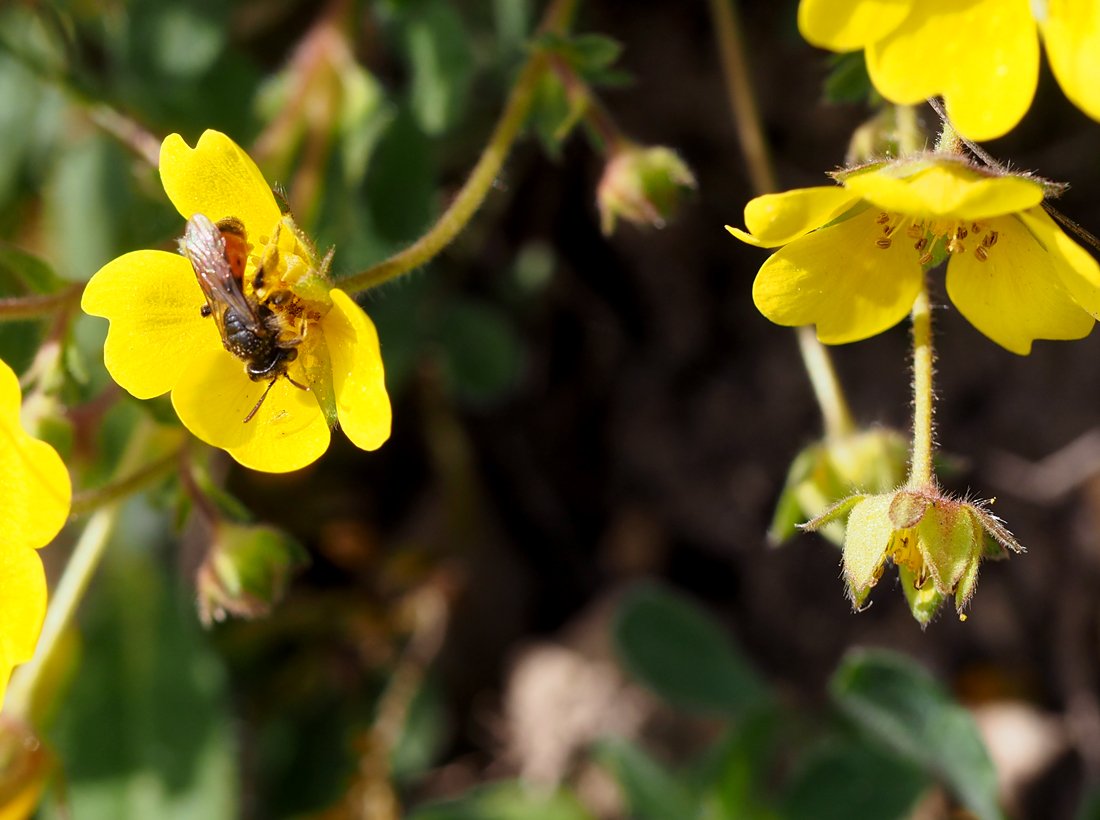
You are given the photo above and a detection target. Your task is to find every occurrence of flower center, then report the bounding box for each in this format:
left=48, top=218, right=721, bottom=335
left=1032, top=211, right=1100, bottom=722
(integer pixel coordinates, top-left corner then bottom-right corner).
left=873, top=212, right=999, bottom=266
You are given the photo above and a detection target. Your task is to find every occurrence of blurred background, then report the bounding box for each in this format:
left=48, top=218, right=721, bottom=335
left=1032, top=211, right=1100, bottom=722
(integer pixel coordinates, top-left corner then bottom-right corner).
left=4, top=0, right=1100, bottom=817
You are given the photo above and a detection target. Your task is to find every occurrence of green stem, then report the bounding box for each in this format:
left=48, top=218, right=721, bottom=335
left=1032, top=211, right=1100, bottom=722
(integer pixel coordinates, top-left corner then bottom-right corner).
left=709, top=0, right=856, bottom=437
left=69, top=446, right=183, bottom=517
left=0, top=284, right=83, bottom=321
left=708, top=0, right=776, bottom=195
left=906, top=274, right=935, bottom=489
left=796, top=326, right=855, bottom=439
left=339, top=0, right=579, bottom=295
left=5, top=423, right=156, bottom=719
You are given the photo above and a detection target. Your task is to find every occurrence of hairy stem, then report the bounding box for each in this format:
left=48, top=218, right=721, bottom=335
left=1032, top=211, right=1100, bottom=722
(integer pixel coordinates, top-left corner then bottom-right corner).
left=906, top=274, right=935, bottom=489
left=0, top=284, right=83, bottom=322
left=339, top=0, right=579, bottom=295
left=796, top=326, right=855, bottom=439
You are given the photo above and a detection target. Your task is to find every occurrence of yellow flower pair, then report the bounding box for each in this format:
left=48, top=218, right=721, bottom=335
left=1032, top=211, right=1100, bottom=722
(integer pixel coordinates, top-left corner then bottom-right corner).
left=800, top=0, right=1100, bottom=140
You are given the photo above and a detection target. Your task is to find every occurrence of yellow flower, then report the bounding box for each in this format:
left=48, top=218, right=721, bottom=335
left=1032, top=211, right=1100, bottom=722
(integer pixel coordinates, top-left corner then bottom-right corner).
left=798, top=0, right=1100, bottom=141
left=728, top=155, right=1100, bottom=354
left=0, top=360, right=71, bottom=709
left=82, top=130, right=391, bottom=473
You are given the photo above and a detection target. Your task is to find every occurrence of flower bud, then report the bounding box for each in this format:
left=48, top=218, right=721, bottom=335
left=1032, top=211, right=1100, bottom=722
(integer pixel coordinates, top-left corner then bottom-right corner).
left=596, top=145, right=696, bottom=235
left=770, top=428, right=908, bottom=547
left=804, top=486, right=1023, bottom=625
left=197, top=523, right=308, bottom=626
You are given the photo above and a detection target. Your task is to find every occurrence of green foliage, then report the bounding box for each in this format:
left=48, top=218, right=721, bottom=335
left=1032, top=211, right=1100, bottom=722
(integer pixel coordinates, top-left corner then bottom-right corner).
left=831, top=649, right=1003, bottom=820
left=407, top=782, right=594, bottom=820
left=42, top=537, right=237, bottom=819
left=613, top=582, right=770, bottom=716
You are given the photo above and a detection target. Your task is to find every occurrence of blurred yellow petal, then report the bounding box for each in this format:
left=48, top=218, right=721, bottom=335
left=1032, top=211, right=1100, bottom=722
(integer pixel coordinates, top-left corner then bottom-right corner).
left=171, top=348, right=330, bottom=473
left=798, top=0, right=912, bottom=51
left=82, top=250, right=223, bottom=400
left=323, top=290, right=391, bottom=451
left=0, top=361, right=70, bottom=550
left=160, top=131, right=282, bottom=240
left=843, top=164, right=1044, bottom=220
left=0, top=546, right=46, bottom=709
left=1041, top=0, right=1100, bottom=122
left=727, top=187, right=861, bottom=248
left=867, top=0, right=1038, bottom=140
left=946, top=215, right=1094, bottom=354
left=1018, top=207, right=1100, bottom=317
left=752, top=207, right=922, bottom=343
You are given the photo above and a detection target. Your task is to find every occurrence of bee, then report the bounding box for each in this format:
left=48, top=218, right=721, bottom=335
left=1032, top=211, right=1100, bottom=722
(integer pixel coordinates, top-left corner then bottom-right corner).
left=180, top=213, right=304, bottom=423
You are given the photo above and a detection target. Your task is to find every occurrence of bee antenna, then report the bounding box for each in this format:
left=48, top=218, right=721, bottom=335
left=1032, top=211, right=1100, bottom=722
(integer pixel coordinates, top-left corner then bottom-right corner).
left=244, top=378, right=279, bottom=423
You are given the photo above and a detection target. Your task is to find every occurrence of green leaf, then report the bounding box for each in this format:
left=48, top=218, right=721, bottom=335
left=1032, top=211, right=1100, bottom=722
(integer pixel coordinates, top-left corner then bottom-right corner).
left=0, top=244, right=63, bottom=372
left=407, top=781, right=594, bottom=820
left=43, top=538, right=237, bottom=820
left=613, top=582, right=769, bottom=716
left=403, top=0, right=475, bottom=135
left=391, top=679, right=451, bottom=782
left=830, top=649, right=1003, bottom=820
left=781, top=738, right=929, bottom=820
left=594, top=738, right=696, bottom=820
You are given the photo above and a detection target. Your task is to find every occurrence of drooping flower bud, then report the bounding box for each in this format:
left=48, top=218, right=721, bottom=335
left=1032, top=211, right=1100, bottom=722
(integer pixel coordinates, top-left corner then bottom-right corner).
left=197, top=522, right=308, bottom=626
left=804, top=486, right=1023, bottom=626
left=770, top=428, right=909, bottom=547
left=597, top=145, right=696, bottom=235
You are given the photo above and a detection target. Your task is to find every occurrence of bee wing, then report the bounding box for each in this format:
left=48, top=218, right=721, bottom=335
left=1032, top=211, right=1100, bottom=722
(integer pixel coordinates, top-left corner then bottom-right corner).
left=180, top=213, right=261, bottom=333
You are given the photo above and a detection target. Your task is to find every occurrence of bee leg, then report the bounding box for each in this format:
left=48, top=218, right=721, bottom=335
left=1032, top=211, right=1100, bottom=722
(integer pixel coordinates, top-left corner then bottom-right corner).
left=285, top=374, right=309, bottom=392
left=243, top=377, right=279, bottom=423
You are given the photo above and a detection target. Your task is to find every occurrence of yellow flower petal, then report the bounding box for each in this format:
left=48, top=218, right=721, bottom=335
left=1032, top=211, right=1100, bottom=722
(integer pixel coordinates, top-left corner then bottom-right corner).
left=798, top=0, right=912, bottom=51
left=0, top=545, right=46, bottom=709
left=752, top=206, right=922, bottom=343
left=1018, top=207, right=1100, bottom=317
left=1040, top=0, right=1100, bottom=122
left=866, top=0, right=1038, bottom=140
left=160, top=131, right=283, bottom=241
left=82, top=250, right=224, bottom=400
left=727, top=187, right=861, bottom=248
left=842, top=163, right=1044, bottom=221
left=945, top=215, right=1094, bottom=354
left=0, top=361, right=70, bottom=549
left=323, top=290, right=391, bottom=451
left=171, top=348, right=331, bottom=473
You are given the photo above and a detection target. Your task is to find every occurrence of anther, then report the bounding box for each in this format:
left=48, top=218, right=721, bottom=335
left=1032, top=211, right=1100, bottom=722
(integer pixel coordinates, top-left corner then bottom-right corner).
left=918, top=252, right=933, bottom=266
left=876, top=212, right=891, bottom=224
left=956, top=226, right=968, bottom=240
left=914, top=237, right=927, bottom=252
left=984, top=230, right=999, bottom=247
left=875, top=237, right=893, bottom=249
left=975, top=246, right=988, bottom=262
left=906, top=224, right=924, bottom=239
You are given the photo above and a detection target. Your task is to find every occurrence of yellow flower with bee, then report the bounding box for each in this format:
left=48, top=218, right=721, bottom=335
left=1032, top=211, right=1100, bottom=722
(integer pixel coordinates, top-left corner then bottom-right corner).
left=83, top=130, right=391, bottom=472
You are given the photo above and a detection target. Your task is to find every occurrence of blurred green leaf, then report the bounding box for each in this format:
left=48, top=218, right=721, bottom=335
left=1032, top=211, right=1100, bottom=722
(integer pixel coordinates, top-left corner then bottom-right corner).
left=365, top=109, right=435, bottom=243
left=436, top=299, right=523, bottom=404
left=43, top=535, right=237, bottom=819
left=1076, top=785, right=1100, bottom=820
left=613, top=582, right=769, bottom=716
left=691, top=707, right=779, bottom=820
left=407, top=781, right=594, bottom=820
left=594, top=738, right=696, bottom=820
left=781, top=738, right=929, bottom=820
left=391, top=679, right=451, bottom=782
left=823, top=52, right=874, bottom=105
left=403, top=0, right=475, bottom=136
left=493, top=0, right=533, bottom=58
left=830, top=649, right=1002, bottom=820
left=529, top=70, right=584, bottom=156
